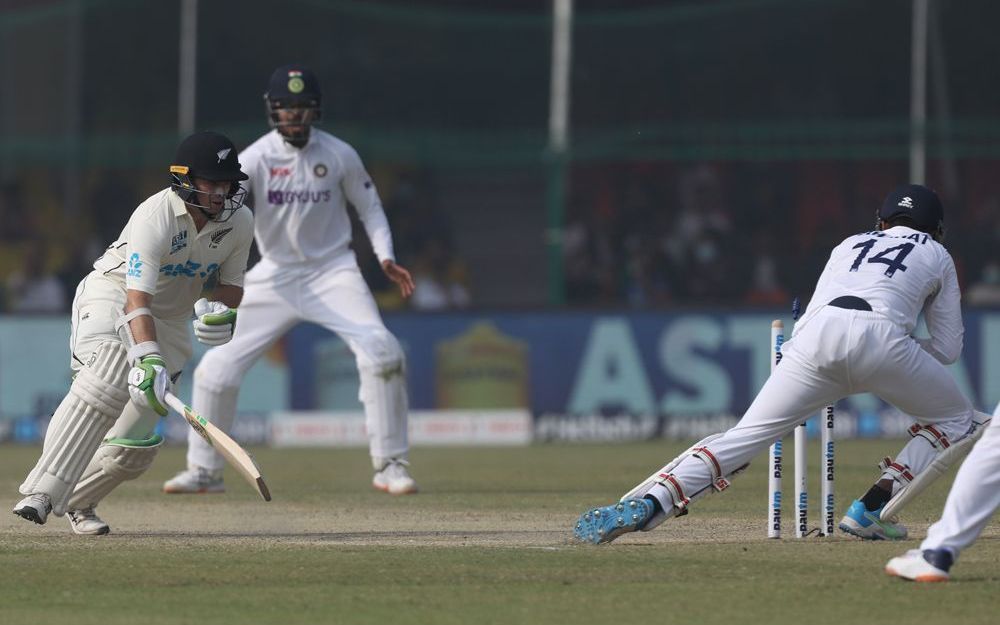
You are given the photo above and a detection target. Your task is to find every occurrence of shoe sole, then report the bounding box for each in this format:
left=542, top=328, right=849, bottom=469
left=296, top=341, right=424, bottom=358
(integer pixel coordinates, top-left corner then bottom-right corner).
left=839, top=519, right=906, bottom=541
left=839, top=520, right=885, bottom=540
left=12, top=508, right=46, bottom=525
left=372, top=484, right=419, bottom=496
left=885, top=566, right=948, bottom=582
left=71, top=525, right=110, bottom=536
left=574, top=501, right=649, bottom=545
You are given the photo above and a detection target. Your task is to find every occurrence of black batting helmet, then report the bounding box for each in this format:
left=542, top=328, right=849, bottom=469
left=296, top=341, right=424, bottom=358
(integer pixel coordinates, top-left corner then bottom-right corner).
left=169, top=131, right=248, bottom=222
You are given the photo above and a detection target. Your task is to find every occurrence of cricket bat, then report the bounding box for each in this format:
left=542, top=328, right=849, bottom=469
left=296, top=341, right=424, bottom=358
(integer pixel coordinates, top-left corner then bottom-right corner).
left=164, top=391, right=272, bottom=502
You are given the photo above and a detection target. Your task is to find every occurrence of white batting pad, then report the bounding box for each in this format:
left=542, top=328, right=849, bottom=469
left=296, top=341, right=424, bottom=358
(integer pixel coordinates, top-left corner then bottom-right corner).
left=19, top=341, right=130, bottom=515
left=68, top=435, right=162, bottom=510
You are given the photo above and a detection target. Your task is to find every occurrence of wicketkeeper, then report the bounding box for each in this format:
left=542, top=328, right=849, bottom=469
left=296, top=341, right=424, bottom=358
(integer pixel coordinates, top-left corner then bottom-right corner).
left=573, top=184, right=991, bottom=545
left=12, top=131, right=254, bottom=535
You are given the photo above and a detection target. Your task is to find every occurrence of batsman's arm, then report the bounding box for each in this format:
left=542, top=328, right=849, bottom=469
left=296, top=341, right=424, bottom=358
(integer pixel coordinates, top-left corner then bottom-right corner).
left=124, top=289, right=158, bottom=345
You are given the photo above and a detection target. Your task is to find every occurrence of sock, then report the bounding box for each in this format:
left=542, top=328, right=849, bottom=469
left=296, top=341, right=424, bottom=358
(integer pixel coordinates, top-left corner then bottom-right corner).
left=860, top=484, right=892, bottom=512
left=643, top=495, right=663, bottom=515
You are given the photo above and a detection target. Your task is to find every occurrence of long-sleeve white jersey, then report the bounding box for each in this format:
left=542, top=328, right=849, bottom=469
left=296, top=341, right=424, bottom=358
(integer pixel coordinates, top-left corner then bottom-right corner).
left=239, top=129, right=394, bottom=268
left=92, top=188, right=254, bottom=321
left=794, top=225, right=963, bottom=364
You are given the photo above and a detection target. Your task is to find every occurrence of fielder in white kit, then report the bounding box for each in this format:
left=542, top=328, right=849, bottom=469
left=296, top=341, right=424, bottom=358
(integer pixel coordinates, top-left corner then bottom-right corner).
left=12, top=131, right=253, bottom=534
left=885, top=398, right=1000, bottom=581
left=164, top=65, right=418, bottom=496
left=574, top=184, right=991, bottom=546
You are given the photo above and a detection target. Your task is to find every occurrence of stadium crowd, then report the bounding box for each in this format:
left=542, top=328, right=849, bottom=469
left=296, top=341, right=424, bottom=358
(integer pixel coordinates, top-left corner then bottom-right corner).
left=2, top=160, right=999, bottom=313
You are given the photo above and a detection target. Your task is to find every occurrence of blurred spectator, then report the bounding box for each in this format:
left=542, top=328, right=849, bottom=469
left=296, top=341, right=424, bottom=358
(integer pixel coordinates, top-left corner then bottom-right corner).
left=410, top=239, right=471, bottom=311
left=744, top=232, right=790, bottom=306
left=966, top=261, right=1000, bottom=307
left=6, top=238, right=67, bottom=313
left=0, top=181, right=32, bottom=242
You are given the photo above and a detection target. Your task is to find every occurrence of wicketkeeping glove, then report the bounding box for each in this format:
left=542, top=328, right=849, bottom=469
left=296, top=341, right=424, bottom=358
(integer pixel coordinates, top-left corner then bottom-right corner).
left=192, top=298, right=237, bottom=346
left=127, top=354, right=170, bottom=416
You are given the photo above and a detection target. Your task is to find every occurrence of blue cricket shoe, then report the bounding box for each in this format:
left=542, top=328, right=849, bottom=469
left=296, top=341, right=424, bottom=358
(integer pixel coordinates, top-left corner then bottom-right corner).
left=838, top=499, right=908, bottom=540
left=573, top=498, right=655, bottom=545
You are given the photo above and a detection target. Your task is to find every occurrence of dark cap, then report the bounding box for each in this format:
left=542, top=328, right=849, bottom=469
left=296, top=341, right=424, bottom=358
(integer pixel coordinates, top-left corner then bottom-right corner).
left=878, top=184, right=944, bottom=233
left=265, top=64, right=321, bottom=104
left=170, top=131, right=248, bottom=182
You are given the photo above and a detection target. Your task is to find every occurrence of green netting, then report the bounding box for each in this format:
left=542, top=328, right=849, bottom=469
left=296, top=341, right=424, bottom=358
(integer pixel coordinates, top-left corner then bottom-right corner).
left=1, top=0, right=998, bottom=167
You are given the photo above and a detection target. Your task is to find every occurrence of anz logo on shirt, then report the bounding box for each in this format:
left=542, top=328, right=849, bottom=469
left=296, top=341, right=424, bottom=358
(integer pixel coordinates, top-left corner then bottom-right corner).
left=267, top=189, right=332, bottom=205
left=126, top=253, right=143, bottom=278
left=160, top=261, right=220, bottom=279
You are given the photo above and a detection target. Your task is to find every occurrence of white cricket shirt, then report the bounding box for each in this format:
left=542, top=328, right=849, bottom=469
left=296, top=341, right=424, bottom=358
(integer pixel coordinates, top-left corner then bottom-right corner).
left=93, top=188, right=254, bottom=320
left=239, top=129, right=394, bottom=268
left=796, top=225, right=963, bottom=364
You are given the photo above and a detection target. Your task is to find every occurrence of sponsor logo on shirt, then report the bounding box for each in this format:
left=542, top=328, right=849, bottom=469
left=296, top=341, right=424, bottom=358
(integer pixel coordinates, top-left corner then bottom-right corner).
left=160, top=261, right=219, bottom=279
left=209, top=227, right=233, bottom=249
left=267, top=189, right=332, bottom=204
left=126, top=253, right=143, bottom=278
left=270, top=167, right=292, bottom=177
left=170, top=230, right=188, bottom=254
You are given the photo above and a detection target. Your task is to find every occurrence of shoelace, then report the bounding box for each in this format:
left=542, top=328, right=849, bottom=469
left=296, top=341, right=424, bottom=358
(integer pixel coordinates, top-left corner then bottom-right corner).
left=69, top=508, right=97, bottom=522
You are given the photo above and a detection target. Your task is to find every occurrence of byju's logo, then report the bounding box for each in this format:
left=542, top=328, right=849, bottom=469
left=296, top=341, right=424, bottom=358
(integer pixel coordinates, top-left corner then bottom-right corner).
left=267, top=189, right=332, bottom=205
left=898, top=196, right=914, bottom=209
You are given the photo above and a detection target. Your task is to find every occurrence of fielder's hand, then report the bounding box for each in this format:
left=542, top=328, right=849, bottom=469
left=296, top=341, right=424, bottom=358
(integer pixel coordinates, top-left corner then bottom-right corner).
left=128, top=355, right=171, bottom=416
left=192, top=298, right=237, bottom=345
left=382, top=259, right=415, bottom=299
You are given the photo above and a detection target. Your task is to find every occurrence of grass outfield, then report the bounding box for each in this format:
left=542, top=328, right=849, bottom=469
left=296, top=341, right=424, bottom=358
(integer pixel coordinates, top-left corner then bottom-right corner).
left=1, top=440, right=997, bottom=624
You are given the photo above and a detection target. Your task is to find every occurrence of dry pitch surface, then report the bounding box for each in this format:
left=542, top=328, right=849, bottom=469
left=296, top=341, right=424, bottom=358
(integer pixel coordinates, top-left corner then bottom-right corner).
left=1, top=441, right=998, bottom=625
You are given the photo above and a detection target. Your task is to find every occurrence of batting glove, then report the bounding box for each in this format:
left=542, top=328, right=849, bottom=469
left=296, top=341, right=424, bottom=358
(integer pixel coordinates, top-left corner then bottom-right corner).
left=127, top=354, right=170, bottom=416
left=192, top=298, right=237, bottom=346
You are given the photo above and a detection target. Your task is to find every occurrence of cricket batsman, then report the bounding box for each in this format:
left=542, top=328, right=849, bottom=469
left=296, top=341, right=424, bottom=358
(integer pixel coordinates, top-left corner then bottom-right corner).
left=573, top=184, right=991, bottom=545
left=164, top=64, right=418, bottom=496
left=12, top=131, right=254, bottom=534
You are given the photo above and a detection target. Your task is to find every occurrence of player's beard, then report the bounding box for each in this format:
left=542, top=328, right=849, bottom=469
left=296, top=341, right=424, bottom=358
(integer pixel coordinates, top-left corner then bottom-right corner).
left=280, top=125, right=310, bottom=149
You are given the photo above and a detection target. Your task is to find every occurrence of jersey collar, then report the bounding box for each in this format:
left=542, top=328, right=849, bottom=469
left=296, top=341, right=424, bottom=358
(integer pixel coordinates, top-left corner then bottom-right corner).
left=168, top=188, right=189, bottom=217
left=271, top=128, right=314, bottom=153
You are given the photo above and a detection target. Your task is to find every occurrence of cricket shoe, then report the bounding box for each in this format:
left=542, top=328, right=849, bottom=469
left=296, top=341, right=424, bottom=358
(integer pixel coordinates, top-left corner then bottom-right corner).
left=838, top=499, right=908, bottom=540
left=67, top=507, right=110, bottom=536
left=13, top=493, right=52, bottom=525
left=885, top=548, right=953, bottom=582
left=162, top=465, right=225, bottom=494
left=573, top=498, right=655, bottom=545
left=373, top=459, right=418, bottom=495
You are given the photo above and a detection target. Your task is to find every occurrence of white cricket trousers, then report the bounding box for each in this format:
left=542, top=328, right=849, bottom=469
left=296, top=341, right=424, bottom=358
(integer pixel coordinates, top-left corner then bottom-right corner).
left=188, top=257, right=409, bottom=470
left=920, top=401, right=1000, bottom=558
left=654, top=306, right=975, bottom=510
